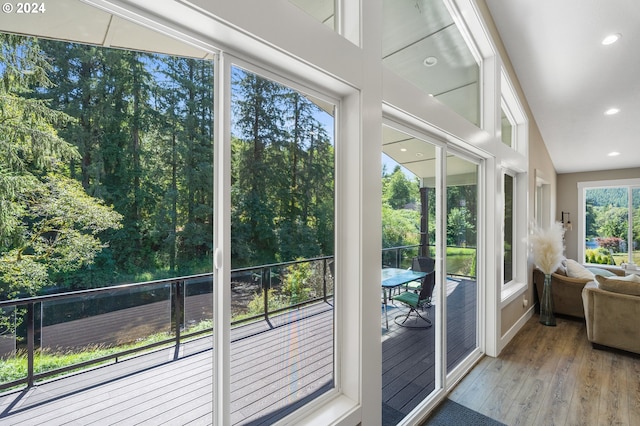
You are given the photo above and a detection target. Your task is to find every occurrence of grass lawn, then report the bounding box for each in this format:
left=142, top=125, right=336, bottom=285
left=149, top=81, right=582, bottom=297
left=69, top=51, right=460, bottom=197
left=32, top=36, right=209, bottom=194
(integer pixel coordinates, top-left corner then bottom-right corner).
left=612, top=251, right=640, bottom=266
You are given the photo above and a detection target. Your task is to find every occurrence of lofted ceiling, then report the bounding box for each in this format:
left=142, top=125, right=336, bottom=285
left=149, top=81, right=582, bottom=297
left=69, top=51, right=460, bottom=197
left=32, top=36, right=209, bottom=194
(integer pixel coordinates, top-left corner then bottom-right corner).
left=486, top=0, right=640, bottom=174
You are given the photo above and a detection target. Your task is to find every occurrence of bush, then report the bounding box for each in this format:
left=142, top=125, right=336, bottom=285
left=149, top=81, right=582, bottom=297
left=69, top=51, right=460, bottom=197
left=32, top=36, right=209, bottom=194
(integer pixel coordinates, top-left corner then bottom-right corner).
left=246, top=289, right=288, bottom=316
left=585, top=248, right=615, bottom=265
left=596, top=237, right=624, bottom=253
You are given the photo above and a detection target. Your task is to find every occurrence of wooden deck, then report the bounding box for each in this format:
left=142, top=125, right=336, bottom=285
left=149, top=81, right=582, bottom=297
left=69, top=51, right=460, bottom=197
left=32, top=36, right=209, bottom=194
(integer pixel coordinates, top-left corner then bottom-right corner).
left=0, top=279, right=477, bottom=425
left=382, top=278, right=477, bottom=421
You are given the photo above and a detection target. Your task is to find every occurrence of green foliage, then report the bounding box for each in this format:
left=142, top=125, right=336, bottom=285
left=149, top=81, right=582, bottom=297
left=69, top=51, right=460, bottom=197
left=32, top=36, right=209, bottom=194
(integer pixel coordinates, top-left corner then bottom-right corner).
left=585, top=247, right=615, bottom=265
left=586, top=188, right=630, bottom=208
left=593, top=205, right=628, bottom=240
left=0, top=257, right=48, bottom=298
left=1, top=33, right=338, bottom=299
left=246, top=289, right=288, bottom=317
left=0, top=34, right=79, bottom=250
left=231, top=69, right=335, bottom=268
left=282, top=260, right=313, bottom=305
left=242, top=260, right=324, bottom=319
left=382, top=166, right=418, bottom=209
left=446, top=247, right=477, bottom=277
left=447, top=206, right=472, bottom=247
left=382, top=205, right=420, bottom=249
left=0, top=175, right=123, bottom=298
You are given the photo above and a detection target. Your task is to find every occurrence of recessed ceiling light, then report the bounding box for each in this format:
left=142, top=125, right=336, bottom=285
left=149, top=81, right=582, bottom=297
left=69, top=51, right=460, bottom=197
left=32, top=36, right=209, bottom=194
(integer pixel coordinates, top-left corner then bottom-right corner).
left=608, top=151, right=620, bottom=157
left=602, top=33, right=621, bottom=45
left=400, top=148, right=407, bottom=152
left=423, top=56, right=438, bottom=67
left=605, top=108, right=620, bottom=115
left=415, top=152, right=424, bottom=157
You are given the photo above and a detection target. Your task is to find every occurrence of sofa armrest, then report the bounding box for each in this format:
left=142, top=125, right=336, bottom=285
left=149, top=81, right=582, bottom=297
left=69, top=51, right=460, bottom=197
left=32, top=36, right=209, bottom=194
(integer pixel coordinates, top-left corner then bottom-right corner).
left=532, top=267, right=592, bottom=318
left=582, top=281, right=640, bottom=354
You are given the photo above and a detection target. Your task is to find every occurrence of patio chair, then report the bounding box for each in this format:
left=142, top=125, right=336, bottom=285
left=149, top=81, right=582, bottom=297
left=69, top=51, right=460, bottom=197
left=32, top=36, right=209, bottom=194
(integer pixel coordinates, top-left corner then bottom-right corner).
left=393, top=269, right=435, bottom=328
left=406, top=256, right=435, bottom=292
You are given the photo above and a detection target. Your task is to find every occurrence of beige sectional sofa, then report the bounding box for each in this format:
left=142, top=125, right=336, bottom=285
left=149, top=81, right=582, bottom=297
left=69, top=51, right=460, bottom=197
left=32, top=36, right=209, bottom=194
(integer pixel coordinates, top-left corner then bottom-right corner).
left=582, top=274, right=640, bottom=355
left=532, top=263, right=623, bottom=319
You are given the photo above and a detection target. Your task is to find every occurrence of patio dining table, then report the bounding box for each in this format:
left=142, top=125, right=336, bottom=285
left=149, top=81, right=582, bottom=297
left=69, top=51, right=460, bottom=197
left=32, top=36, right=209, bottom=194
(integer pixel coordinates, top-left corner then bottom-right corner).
left=381, top=268, right=427, bottom=330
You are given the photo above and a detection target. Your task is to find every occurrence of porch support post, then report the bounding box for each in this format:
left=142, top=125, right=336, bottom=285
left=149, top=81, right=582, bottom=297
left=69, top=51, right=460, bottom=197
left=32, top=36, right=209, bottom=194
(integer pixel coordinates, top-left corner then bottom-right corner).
left=420, top=187, right=429, bottom=257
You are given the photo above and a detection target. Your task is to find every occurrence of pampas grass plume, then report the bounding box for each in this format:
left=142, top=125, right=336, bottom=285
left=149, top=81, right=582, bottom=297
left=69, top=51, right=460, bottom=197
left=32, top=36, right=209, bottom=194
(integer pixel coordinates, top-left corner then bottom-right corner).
left=531, top=222, right=565, bottom=274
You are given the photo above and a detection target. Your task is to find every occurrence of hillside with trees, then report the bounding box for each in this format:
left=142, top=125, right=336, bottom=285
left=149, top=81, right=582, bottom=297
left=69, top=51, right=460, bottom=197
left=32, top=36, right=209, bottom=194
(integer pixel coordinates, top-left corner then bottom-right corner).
left=0, top=33, right=335, bottom=299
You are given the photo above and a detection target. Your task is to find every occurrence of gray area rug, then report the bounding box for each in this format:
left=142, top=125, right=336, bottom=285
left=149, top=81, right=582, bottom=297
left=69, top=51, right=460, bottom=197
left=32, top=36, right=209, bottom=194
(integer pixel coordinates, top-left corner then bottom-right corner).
left=422, top=399, right=506, bottom=425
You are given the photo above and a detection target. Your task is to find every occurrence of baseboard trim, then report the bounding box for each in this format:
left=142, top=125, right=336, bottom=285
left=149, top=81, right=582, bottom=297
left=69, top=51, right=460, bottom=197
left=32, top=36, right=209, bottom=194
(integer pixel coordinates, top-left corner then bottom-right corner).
left=499, top=305, right=534, bottom=354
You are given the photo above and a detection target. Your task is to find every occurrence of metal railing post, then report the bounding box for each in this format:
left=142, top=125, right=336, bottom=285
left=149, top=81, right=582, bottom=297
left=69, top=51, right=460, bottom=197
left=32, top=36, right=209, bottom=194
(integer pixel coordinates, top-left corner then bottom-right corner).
left=262, top=267, right=270, bottom=321
left=174, top=280, right=182, bottom=359
left=27, top=302, right=34, bottom=387
left=322, top=259, right=328, bottom=302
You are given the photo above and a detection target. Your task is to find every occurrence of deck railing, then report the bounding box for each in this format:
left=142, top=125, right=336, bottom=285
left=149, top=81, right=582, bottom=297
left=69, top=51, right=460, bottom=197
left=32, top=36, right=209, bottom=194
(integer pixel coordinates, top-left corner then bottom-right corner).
left=382, top=244, right=477, bottom=278
left=0, top=247, right=476, bottom=391
left=0, top=256, right=335, bottom=391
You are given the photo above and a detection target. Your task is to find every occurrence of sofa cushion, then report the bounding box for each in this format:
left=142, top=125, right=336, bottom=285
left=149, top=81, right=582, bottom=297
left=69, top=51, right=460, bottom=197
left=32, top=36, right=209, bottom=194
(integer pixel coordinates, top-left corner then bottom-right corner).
left=586, top=267, right=617, bottom=278
left=556, top=258, right=568, bottom=275
left=595, top=273, right=640, bottom=296
left=566, top=259, right=594, bottom=280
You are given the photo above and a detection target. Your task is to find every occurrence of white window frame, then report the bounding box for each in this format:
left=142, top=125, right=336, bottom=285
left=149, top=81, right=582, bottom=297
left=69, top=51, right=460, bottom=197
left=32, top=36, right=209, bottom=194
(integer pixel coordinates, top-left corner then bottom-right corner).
left=578, top=178, right=640, bottom=266
left=77, top=2, right=368, bottom=424
left=503, top=170, right=516, bottom=285
left=497, top=66, right=528, bottom=308
left=500, top=168, right=527, bottom=307
left=499, top=68, right=527, bottom=155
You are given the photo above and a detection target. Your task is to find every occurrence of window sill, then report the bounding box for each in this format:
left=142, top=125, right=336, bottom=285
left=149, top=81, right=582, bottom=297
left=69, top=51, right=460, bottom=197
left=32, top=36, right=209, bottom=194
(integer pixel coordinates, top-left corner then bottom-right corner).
left=501, top=280, right=527, bottom=308
left=285, top=393, right=361, bottom=426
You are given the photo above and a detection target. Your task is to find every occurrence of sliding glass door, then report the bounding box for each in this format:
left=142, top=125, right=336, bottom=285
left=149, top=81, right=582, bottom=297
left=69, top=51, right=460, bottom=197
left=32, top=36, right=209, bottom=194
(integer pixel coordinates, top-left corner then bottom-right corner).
left=228, top=63, right=336, bottom=425
left=381, top=125, right=440, bottom=423
left=445, top=152, right=479, bottom=374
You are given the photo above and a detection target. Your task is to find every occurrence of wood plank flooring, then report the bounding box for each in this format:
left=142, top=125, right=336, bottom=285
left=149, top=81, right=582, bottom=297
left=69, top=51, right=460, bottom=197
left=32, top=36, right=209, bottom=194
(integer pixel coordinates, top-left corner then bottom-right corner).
left=449, top=314, right=640, bottom=426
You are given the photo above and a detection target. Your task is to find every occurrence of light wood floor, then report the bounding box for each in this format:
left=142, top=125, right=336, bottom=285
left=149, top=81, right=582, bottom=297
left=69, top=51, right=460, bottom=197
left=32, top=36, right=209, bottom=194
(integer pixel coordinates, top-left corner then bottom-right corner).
left=449, top=314, right=640, bottom=426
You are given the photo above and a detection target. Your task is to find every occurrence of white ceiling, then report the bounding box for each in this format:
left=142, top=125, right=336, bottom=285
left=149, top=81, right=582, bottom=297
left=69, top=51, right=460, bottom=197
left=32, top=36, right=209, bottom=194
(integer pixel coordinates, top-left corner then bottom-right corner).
left=486, top=0, right=640, bottom=174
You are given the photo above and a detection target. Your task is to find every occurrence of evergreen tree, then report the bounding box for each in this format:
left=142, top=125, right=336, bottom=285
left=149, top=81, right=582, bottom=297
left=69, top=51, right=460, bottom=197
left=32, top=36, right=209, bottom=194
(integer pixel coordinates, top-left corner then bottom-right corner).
left=0, top=34, right=122, bottom=297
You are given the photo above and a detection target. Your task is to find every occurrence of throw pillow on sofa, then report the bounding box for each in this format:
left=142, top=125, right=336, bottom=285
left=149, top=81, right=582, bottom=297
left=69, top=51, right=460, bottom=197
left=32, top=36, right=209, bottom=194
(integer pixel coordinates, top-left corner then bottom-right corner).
left=595, top=273, right=640, bottom=296
left=565, top=259, right=595, bottom=280
left=586, top=267, right=617, bottom=277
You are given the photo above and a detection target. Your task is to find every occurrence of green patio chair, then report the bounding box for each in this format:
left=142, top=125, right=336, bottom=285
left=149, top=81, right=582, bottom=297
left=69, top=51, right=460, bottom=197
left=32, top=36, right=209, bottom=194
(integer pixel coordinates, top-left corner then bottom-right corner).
left=393, top=268, right=435, bottom=328
left=406, top=256, right=435, bottom=292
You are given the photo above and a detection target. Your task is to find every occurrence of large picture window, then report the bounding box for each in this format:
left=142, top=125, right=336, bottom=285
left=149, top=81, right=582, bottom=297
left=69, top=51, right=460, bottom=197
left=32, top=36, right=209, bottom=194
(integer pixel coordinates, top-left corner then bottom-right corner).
left=581, top=181, right=640, bottom=266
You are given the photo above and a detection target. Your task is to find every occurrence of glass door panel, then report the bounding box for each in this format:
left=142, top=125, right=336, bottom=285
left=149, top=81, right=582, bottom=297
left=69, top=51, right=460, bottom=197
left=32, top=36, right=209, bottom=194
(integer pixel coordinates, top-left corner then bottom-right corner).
left=229, top=65, right=335, bottom=425
left=445, top=153, right=478, bottom=373
left=381, top=125, right=439, bottom=424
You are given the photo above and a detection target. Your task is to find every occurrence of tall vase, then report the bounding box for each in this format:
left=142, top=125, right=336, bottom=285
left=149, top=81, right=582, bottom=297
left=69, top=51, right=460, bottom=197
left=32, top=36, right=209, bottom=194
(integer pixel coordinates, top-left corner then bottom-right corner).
left=539, top=273, right=556, bottom=326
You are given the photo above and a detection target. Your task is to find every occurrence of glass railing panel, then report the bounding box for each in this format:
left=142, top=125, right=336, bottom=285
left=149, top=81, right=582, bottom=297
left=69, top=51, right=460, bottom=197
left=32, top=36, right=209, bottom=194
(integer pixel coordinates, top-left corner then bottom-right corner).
left=184, top=276, right=213, bottom=334
left=0, top=306, right=17, bottom=387
left=37, top=283, right=172, bottom=377
left=230, top=268, right=264, bottom=325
